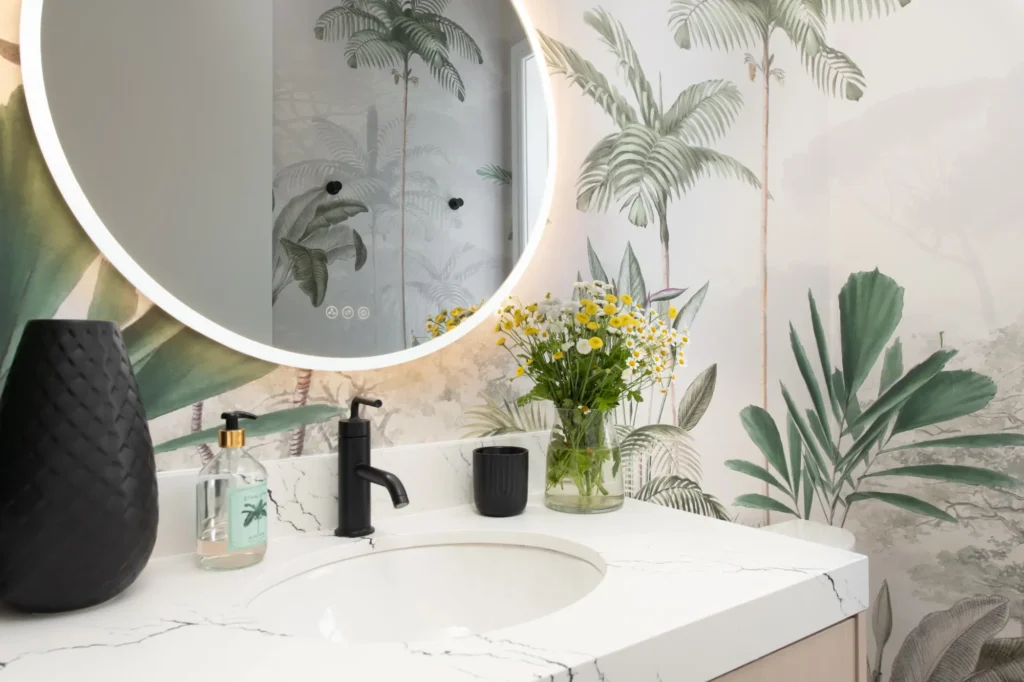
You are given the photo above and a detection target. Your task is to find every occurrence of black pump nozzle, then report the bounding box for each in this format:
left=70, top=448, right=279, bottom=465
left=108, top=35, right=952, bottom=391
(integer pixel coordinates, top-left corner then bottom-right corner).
left=349, top=398, right=382, bottom=420
left=221, top=411, right=258, bottom=430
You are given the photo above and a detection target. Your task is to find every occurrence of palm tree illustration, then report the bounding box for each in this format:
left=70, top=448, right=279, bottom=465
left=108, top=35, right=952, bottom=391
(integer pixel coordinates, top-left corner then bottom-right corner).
left=242, top=499, right=268, bottom=535
left=539, top=9, right=760, bottom=294
left=668, top=0, right=913, bottom=408
left=275, top=106, right=449, bottom=320
left=314, top=0, right=484, bottom=342
left=406, top=242, right=495, bottom=318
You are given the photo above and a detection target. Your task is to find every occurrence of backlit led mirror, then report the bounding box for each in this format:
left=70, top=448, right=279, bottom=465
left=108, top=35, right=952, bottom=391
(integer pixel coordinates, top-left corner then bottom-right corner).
left=21, top=0, right=554, bottom=370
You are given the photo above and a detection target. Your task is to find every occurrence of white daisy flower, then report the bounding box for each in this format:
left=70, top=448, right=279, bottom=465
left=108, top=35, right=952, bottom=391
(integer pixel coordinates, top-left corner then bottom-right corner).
left=576, top=339, right=592, bottom=356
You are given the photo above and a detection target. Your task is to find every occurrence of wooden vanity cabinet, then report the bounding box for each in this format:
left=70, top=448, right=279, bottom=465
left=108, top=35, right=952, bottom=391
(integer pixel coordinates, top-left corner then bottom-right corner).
left=714, top=615, right=867, bottom=682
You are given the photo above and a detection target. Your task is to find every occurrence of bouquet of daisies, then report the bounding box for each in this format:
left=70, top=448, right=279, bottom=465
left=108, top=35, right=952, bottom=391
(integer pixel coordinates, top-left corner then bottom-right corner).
left=495, top=280, right=689, bottom=503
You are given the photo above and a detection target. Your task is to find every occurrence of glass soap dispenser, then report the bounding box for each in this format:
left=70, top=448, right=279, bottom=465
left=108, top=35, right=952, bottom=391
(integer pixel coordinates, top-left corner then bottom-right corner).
left=195, top=411, right=268, bottom=570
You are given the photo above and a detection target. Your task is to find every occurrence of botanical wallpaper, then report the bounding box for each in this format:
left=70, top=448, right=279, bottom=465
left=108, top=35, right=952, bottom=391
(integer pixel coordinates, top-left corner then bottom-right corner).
left=4, top=0, right=1024, bottom=680
left=271, top=0, right=523, bottom=357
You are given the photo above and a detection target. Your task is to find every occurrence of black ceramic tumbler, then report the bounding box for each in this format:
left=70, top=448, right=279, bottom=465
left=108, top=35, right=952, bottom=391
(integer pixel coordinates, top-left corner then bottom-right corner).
left=0, top=320, right=159, bottom=612
left=473, top=446, right=529, bottom=517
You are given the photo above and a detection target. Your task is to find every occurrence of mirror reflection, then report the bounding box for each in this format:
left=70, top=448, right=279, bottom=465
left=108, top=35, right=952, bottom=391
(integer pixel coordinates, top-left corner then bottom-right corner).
left=38, top=0, right=550, bottom=360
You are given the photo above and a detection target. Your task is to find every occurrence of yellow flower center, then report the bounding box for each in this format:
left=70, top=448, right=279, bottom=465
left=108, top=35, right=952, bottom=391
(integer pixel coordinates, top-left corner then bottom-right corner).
left=604, top=294, right=618, bottom=303
left=621, top=294, right=633, bottom=305
left=575, top=312, right=590, bottom=325
left=586, top=322, right=600, bottom=331
left=496, top=337, right=506, bottom=346
left=588, top=337, right=604, bottom=350
left=603, top=304, right=617, bottom=315
left=516, top=366, right=525, bottom=377
left=553, top=351, right=564, bottom=360
left=585, top=302, right=600, bottom=316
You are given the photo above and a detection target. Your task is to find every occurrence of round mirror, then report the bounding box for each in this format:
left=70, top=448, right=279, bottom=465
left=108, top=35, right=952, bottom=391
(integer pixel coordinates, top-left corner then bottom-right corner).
left=20, top=0, right=555, bottom=370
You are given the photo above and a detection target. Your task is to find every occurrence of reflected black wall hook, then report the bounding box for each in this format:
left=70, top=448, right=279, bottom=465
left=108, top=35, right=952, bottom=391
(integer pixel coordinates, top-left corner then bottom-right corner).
left=326, top=181, right=343, bottom=195
left=448, top=198, right=465, bottom=210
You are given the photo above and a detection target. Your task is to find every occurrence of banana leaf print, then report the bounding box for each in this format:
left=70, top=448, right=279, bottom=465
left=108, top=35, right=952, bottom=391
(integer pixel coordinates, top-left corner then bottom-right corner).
left=0, top=86, right=339, bottom=459
left=727, top=270, right=1024, bottom=526
left=0, top=38, right=17, bottom=66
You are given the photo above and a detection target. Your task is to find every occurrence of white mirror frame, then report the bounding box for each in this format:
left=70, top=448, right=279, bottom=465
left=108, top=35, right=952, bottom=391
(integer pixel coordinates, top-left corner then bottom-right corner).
left=19, top=0, right=557, bottom=372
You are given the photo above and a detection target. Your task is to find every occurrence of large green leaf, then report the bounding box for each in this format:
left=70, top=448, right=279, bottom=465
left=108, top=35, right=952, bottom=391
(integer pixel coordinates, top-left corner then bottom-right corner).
left=837, top=407, right=896, bottom=480
left=890, top=596, right=1009, bottom=682
left=847, top=491, right=955, bottom=523
left=791, top=323, right=831, bottom=442
left=879, top=338, right=904, bottom=397
left=873, top=581, right=893, bottom=675
left=134, top=327, right=276, bottom=419
left=781, top=384, right=830, bottom=491
left=864, top=465, right=1019, bottom=489
left=153, top=404, right=344, bottom=454
left=725, top=459, right=790, bottom=496
left=893, top=371, right=997, bottom=435
left=834, top=368, right=865, bottom=438
left=635, top=475, right=728, bottom=520
left=677, top=364, right=717, bottom=430
left=586, top=237, right=610, bottom=284
left=735, top=493, right=797, bottom=517
left=668, top=0, right=762, bottom=51
left=839, top=270, right=904, bottom=400
left=802, top=469, right=814, bottom=518
left=739, top=406, right=788, bottom=483
left=583, top=8, right=660, bottom=128
left=850, top=350, right=957, bottom=432
left=476, top=164, right=512, bottom=185
left=661, top=79, right=744, bottom=145
left=0, top=87, right=97, bottom=386
left=973, top=638, right=1024, bottom=678
left=616, top=242, right=647, bottom=303
left=88, top=258, right=139, bottom=326
left=787, top=413, right=802, bottom=496
left=122, top=307, right=184, bottom=372
left=674, top=281, right=709, bottom=332
left=886, top=434, right=1024, bottom=453
left=808, top=291, right=838, bottom=417
left=298, top=198, right=369, bottom=242
left=280, top=238, right=330, bottom=307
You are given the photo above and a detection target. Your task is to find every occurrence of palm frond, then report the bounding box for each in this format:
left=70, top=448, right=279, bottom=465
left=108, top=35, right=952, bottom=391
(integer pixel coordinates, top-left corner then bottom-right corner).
left=312, top=118, right=366, bottom=167
left=576, top=133, right=617, bottom=214
left=344, top=30, right=406, bottom=69
left=775, top=0, right=827, bottom=57
left=661, top=79, right=745, bottom=145
left=429, top=56, right=467, bottom=102
left=407, top=280, right=474, bottom=309
left=668, top=0, right=765, bottom=51
left=463, top=398, right=550, bottom=438
left=421, top=14, right=484, bottom=64
left=801, top=45, right=866, bottom=100
left=636, top=475, right=729, bottom=520
left=538, top=31, right=638, bottom=130
left=413, top=0, right=451, bottom=15
left=824, top=0, right=910, bottom=21
left=314, top=3, right=389, bottom=42
left=274, top=160, right=362, bottom=195
left=604, top=125, right=761, bottom=227
left=621, top=424, right=703, bottom=483
left=583, top=8, right=660, bottom=128
left=477, top=164, right=513, bottom=185
left=394, top=15, right=448, bottom=65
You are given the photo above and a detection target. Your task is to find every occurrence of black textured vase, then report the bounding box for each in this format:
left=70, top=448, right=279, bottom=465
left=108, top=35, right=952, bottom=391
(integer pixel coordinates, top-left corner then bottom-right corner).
left=0, top=320, right=158, bottom=612
left=473, top=446, right=529, bottom=517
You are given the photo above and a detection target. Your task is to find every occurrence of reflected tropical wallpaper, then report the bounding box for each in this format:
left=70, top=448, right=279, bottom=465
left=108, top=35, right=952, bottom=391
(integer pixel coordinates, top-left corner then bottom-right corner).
left=4, top=0, right=1024, bottom=678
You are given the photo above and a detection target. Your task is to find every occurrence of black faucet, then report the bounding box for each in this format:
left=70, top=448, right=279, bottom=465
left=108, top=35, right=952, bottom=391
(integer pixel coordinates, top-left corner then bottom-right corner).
left=336, top=397, right=409, bottom=538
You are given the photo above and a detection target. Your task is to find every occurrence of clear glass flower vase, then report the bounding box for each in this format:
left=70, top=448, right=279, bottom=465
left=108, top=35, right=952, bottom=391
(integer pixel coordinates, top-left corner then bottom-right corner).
left=545, top=408, right=624, bottom=514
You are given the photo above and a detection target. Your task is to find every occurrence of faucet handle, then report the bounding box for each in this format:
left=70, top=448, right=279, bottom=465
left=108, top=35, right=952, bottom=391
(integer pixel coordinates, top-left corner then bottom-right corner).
left=349, top=397, right=383, bottom=420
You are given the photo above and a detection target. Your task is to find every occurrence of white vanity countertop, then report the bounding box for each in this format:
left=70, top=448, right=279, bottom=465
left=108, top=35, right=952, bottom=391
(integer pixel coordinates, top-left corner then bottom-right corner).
left=0, top=500, right=867, bottom=682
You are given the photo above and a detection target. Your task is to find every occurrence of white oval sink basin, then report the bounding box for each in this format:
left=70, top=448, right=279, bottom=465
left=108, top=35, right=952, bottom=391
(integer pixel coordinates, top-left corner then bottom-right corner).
left=246, top=533, right=605, bottom=643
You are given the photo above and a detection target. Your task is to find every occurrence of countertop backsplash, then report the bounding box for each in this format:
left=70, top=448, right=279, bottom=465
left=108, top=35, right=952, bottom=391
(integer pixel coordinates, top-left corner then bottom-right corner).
left=153, top=432, right=549, bottom=558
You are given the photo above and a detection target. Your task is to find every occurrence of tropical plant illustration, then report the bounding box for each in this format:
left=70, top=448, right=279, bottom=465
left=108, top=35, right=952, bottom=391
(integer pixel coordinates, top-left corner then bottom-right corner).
left=476, top=164, right=512, bottom=186
left=0, top=86, right=340, bottom=458
left=314, top=0, right=484, bottom=339
left=871, top=581, right=1024, bottom=682
left=669, top=0, right=914, bottom=408
left=586, top=238, right=709, bottom=423
left=0, top=38, right=17, bottom=65
left=539, top=8, right=760, bottom=294
left=242, top=499, right=268, bottom=533
left=406, top=242, right=496, bottom=313
left=726, top=269, right=1024, bottom=527
left=272, top=184, right=370, bottom=307
left=275, top=107, right=450, bottom=315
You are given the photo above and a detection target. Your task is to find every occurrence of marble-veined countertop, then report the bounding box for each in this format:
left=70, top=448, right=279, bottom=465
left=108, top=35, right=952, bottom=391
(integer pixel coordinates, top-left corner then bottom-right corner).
left=0, top=499, right=866, bottom=682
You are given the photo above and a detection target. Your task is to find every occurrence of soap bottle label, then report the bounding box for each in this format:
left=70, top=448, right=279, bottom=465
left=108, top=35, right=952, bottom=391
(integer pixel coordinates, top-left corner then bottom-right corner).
left=227, top=483, right=268, bottom=552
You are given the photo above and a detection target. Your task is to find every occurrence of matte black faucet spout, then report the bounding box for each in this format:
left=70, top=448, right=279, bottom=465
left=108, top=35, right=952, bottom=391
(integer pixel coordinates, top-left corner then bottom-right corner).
left=356, top=465, right=409, bottom=508
left=336, top=397, right=409, bottom=537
